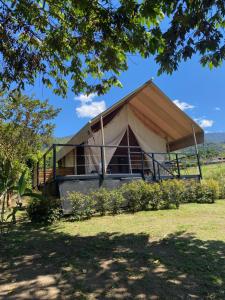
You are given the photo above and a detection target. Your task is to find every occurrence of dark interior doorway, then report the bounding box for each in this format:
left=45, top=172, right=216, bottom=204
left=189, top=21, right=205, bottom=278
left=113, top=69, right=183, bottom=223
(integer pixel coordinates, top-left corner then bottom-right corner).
left=76, top=144, right=85, bottom=175
left=108, top=127, right=141, bottom=174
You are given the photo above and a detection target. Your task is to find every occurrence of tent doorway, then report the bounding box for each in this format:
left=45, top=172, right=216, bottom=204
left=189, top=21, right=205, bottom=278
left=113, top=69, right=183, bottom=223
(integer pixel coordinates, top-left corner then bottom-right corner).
left=107, top=127, right=141, bottom=174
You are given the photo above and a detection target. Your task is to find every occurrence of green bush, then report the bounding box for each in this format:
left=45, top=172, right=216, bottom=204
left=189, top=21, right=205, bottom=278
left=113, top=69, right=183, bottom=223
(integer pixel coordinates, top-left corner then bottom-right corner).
left=59, top=178, right=220, bottom=223
left=181, top=181, right=197, bottom=203
left=196, top=180, right=219, bottom=204
left=27, top=197, right=62, bottom=224
left=121, top=180, right=143, bottom=213
left=90, top=188, right=110, bottom=216
left=106, top=189, right=125, bottom=215
left=67, top=192, right=94, bottom=221
left=160, top=180, right=185, bottom=209
left=182, top=179, right=219, bottom=204
left=139, top=182, right=162, bottom=210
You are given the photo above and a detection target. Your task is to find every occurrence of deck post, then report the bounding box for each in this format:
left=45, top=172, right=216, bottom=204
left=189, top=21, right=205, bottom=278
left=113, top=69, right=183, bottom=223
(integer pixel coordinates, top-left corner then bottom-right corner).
left=127, top=127, right=132, bottom=174
left=100, top=146, right=105, bottom=179
left=176, top=153, right=181, bottom=178
left=157, top=163, right=161, bottom=181
left=152, top=153, right=156, bottom=181
left=43, top=154, right=46, bottom=185
left=53, top=144, right=57, bottom=180
left=196, top=153, right=202, bottom=179
left=100, top=115, right=107, bottom=173
left=192, top=125, right=202, bottom=179
left=141, top=150, right=145, bottom=180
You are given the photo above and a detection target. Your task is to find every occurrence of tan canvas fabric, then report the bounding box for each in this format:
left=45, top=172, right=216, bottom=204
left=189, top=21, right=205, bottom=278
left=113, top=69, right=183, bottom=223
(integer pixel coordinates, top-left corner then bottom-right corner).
left=57, top=80, right=204, bottom=165
left=84, top=104, right=167, bottom=173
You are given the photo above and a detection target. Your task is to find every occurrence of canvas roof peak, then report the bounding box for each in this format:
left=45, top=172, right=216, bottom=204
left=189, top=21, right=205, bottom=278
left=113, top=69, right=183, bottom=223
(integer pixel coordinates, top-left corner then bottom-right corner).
left=57, top=80, right=204, bottom=161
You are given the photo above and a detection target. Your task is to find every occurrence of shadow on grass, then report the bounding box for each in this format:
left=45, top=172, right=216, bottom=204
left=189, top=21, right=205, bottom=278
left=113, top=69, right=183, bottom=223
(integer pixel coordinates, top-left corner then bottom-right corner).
left=0, top=222, right=224, bottom=299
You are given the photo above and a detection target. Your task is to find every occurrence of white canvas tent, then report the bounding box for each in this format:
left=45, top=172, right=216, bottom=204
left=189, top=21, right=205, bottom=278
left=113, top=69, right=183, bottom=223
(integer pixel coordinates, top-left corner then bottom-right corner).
left=56, top=80, right=204, bottom=174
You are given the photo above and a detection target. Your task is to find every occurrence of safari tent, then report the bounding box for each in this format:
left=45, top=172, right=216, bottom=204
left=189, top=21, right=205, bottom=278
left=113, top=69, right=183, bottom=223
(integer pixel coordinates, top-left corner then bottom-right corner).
left=34, top=80, right=204, bottom=191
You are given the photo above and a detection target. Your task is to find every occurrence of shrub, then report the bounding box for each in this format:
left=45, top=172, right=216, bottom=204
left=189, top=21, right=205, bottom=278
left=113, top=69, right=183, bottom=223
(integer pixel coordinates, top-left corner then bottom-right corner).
left=106, top=189, right=125, bottom=215
left=197, top=180, right=219, bottom=203
left=90, top=188, right=110, bottom=216
left=160, top=180, right=185, bottom=209
left=139, top=182, right=162, bottom=210
left=67, top=192, right=94, bottom=221
left=121, top=180, right=143, bottom=213
left=27, top=197, right=62, bottom=224
left=182, top=179, right=219, bottom=204
left=202, top=179, right=219, bottom=201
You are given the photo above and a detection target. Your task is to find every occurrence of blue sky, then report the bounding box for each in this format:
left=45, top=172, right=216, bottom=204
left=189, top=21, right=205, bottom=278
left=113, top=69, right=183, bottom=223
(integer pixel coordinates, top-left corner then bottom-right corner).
left=26, top=55, right=225, bottom=137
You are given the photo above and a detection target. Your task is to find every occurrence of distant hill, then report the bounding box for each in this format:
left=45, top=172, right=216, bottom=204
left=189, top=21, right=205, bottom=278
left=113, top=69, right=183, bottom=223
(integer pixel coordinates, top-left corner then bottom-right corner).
left=205, top=132, right=225, bottom=144
left=52, top=135, right=73, bottom=145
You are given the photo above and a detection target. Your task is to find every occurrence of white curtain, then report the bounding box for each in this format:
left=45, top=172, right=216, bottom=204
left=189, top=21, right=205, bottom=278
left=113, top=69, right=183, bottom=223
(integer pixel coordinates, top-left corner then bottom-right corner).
left=85, top=106, right=128, bottom=173
left=84, top=104, right=167, bottom=173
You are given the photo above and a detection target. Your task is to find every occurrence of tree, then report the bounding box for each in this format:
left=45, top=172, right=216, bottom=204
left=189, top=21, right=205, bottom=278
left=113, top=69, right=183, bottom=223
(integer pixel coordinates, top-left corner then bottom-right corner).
left=0, top=93, right=59, bottom=231
left=1, top=0, right=225, bottom=97
left=0, top=93, right=60, bottom=163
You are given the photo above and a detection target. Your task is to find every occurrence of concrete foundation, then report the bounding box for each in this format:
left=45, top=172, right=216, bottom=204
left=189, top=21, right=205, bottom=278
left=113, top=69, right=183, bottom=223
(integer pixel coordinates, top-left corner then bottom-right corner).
left=58, top=177, right=142, bottom=214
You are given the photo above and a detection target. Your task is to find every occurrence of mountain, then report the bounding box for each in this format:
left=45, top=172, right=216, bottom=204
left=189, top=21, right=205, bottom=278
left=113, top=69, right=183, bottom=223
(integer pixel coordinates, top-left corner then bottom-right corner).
left=205, top=132, right=225, bottom=144
left=52, top=135, right=73, bottom=145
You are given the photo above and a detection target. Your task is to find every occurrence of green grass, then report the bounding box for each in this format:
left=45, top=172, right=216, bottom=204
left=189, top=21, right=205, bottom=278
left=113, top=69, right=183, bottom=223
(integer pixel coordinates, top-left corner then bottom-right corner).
left=201, top=162, right=225, bottom=180
left=1, top=201, right=225, bottom=299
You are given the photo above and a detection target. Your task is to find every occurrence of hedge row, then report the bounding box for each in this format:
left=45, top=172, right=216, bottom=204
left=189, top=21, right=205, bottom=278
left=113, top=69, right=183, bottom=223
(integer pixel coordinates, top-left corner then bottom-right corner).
left=65, top=179, right=220, bottom=221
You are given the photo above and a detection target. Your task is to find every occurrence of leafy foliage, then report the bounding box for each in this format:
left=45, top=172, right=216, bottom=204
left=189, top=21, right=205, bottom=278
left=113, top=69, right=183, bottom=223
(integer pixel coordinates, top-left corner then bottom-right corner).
left=106, top=189, right=125, bottom=215
left=1, top=1, right=225, bottom=96
left=0, top=162, right=43, bottom=234
left=160, top=180, right=184, bottom=209
left=65, top=179, right=220, bottom=222
left=0, top=92, right=60, bottom=163
left=90, top=188, right=110, bottom=216
left=27, top=197, right=62, bottom=224
left=67, top=192, right=94, bottom=221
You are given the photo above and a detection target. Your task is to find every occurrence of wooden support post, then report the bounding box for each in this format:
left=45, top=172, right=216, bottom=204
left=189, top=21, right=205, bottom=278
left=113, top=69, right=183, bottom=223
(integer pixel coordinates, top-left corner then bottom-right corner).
left=157, top=163, right=161, bottom=181
left=192, top=125, right=202, bottom=179
left=100, top=115, right=106, bottom=174
left=166, top=137, right=171, bottom=161
left=176, top=153, right=181, bottom=178
left=127, top=127, right=132, bottom=174
left=152, top=153, right=156, bottom=181
left=53, top=144, right=57, bottom=180
left=141, top=151, right=145, bottom=180
left=100, top=146, right=105, bottom=179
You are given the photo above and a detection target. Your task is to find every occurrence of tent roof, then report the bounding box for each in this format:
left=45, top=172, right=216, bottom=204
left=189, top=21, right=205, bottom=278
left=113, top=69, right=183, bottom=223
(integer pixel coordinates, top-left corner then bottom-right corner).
left=57, top=80, right=204, bottom=160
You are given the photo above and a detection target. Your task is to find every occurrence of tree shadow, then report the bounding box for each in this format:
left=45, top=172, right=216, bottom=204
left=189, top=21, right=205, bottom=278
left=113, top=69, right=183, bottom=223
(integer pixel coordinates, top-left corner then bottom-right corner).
left=0, top=223, right=224, bottom=299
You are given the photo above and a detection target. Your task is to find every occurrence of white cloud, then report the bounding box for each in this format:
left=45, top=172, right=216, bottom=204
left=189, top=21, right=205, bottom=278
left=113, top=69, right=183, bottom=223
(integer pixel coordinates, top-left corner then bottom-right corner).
left=75, top=93, right=106, bottom=118
left=76, top=101, right=106, bottom=118
left=214, top=107, right=221, bottom=111
left=173, top=99, right=195, bottom=111
left=75, top=93, right=96, bottom=103
left=195, top=118, right=214, bottom=129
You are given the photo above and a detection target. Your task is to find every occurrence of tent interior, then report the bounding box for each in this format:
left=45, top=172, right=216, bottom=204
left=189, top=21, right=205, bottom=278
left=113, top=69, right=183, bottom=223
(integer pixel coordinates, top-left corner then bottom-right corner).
left=56, top=80, right=204, bottom=176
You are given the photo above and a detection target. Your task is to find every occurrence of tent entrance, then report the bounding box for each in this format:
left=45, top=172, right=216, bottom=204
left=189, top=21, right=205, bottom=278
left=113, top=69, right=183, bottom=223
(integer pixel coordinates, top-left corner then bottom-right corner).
left=107, top=127, right=142, bottom=174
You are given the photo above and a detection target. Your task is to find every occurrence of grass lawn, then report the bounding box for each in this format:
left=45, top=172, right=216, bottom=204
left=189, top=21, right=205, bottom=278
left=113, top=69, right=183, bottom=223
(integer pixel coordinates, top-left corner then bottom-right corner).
left=201, top=162, right=225, bottom=180
left=1, top=201, right=225, bottom=299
